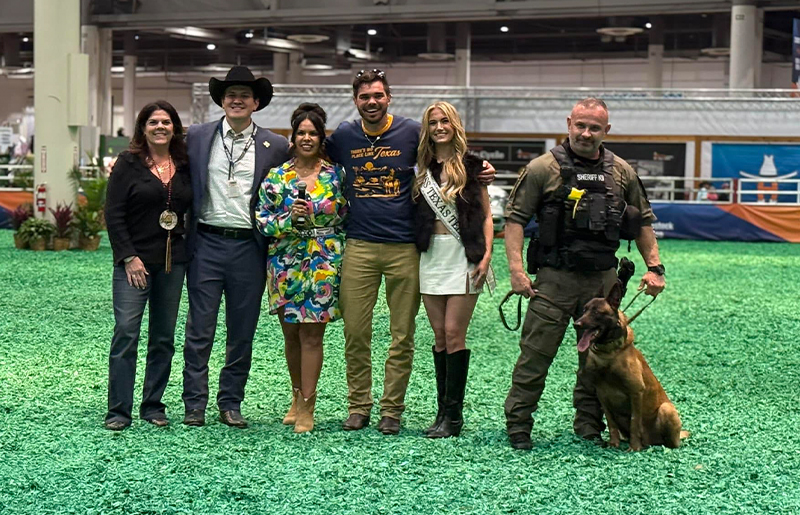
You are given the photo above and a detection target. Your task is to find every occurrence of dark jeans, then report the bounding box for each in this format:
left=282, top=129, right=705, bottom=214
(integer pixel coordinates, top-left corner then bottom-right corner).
left=182, top=232, right=266, bottom=412
left=106, top=263, right=186, bottom=424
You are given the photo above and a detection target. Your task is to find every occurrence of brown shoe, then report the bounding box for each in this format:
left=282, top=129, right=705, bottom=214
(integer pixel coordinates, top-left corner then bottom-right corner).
left=219, top=410, right=248, bottom=428
left=144, top=416, right=168, bottom=427
left=104, top=420, right=129, bottom=431
left=378, top=416, right=400, bottom=435
left=342, top=413, right=370, bottom=431
left=293, top=392, right=317, bottom=434
left=283, top=388, right=301, bottom=425
left=183, top=409, right=205, bottom=427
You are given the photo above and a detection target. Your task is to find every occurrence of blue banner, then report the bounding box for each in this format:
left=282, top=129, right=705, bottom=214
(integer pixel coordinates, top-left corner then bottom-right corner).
left=794, top=19, right=800, bottom=84
left=711, top=144, right=800, bottom=179
left=711, top=143, right=800, bottom=203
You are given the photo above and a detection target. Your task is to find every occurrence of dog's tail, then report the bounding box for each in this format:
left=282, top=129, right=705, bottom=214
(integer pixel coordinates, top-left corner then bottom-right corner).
left=617, top=257, right=636, bottom=297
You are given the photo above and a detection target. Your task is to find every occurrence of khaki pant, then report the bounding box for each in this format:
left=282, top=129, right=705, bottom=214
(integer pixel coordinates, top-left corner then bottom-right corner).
left=340, top=239, right=421, bottom=419
left=504, top=266, right=618, bottom=437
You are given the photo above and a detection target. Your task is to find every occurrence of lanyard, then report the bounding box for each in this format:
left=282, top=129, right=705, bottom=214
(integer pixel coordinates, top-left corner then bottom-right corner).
left=219, top=123, right=257, bottom=180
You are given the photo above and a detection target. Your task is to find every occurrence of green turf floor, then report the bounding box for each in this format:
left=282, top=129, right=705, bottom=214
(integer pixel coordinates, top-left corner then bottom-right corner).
left=1, top=230, right=799, bottom=514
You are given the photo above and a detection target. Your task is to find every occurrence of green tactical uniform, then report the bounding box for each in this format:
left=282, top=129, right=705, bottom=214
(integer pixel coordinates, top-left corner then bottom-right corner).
left=504, top=145, right=655, bottom=438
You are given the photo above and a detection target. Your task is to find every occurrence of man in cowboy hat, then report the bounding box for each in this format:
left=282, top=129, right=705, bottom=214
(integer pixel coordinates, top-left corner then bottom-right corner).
left=182, top=65, right=289, bottom=428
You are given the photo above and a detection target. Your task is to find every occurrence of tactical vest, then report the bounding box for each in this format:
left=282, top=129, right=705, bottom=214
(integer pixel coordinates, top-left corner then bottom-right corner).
left=527, top=144, right=628, bottom=273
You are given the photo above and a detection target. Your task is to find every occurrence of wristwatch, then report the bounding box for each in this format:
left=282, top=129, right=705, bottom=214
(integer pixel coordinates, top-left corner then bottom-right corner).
left=647, top=264, right=665, bottom=276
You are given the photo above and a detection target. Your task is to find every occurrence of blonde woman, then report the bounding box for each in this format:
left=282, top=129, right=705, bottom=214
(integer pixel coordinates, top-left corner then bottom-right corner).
left=414, top=101, right=493, bottom=438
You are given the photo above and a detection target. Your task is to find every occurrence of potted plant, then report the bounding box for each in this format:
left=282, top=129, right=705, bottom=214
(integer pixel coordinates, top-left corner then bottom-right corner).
left=49, top=202, right=74, bottom=251
left=18, top=217, right=56, bottom=251
left=10, top=203, right=34, bottom=249
left=72, top=205, right=104, bottom=251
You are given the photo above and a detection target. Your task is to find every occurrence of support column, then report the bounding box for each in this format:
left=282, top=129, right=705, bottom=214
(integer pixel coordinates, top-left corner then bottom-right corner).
left=754, top=8, right=764, bottom=88
left=729, top=0, right=757, bottom=89
left=647, top=18, right=664, bottom=89
left=455, top=22, right=471, bottom=88
left=273, top=52, right=288, bottom=84
left=123, top=32, right=137, bottom=138
left=34, top=0, right=85, bottom=217
left=82, top=25, right=113, bottom=136
left=288, top=51, right=303, bottom=84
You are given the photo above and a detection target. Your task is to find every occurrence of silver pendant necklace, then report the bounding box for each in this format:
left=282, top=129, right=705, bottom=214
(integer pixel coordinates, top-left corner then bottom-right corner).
left=364, top=133, right=381, bottom=149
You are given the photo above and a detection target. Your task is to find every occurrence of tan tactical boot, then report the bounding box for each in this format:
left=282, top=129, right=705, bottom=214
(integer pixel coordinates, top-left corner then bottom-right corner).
left=293, top=392, right=317, bottom=434
left=282, top=388, right=301, bottom=425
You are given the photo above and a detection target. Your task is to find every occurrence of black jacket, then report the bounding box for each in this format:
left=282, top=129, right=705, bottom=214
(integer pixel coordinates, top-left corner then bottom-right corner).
left=415, top=153, right=486, bottom=264
left=105, top=151, right=192, bottom=266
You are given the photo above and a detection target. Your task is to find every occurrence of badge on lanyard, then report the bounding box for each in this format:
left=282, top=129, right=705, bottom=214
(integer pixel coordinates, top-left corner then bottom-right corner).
left=227, top=179, right=241, bottom=198
left=219, top=122, right=256, bottom=199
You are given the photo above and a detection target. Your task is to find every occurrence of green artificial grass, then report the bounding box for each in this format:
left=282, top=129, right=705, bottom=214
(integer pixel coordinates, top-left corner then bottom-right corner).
left=1, top=230, right=799, bottom=514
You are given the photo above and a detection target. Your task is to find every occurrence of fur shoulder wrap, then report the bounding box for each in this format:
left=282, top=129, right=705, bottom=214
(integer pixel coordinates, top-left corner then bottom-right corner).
left=415, top=152, right=487, bottom=264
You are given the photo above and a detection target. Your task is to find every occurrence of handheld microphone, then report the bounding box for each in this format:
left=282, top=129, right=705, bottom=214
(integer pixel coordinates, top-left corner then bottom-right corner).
left=296, top=181, right=307, bottom=225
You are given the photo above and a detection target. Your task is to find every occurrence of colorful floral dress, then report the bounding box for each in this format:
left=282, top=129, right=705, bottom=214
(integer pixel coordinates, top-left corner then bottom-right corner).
left=256, top=159, right=348, bottom=323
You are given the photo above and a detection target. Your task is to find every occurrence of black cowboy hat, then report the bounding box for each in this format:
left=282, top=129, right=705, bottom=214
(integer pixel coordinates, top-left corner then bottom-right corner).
left=208, top=66, right=273, bottom=111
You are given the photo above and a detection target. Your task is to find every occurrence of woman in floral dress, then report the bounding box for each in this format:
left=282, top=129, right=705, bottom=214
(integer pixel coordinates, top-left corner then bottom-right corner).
left=256, top=103, right=347, bottom=433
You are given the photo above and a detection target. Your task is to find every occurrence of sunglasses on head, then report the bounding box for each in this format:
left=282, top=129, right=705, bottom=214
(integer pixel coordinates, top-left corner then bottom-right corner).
left=356, top=68, right=386, bottom=79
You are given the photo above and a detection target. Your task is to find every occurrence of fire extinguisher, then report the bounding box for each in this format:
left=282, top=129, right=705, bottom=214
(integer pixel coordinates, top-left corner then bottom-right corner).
left=35, top=183, right=47, bottom=214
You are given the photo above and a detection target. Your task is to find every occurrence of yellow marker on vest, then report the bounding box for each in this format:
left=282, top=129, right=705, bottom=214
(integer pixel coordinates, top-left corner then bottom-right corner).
left=569, top=188, right=586, bottom=218
left=263, top=141, right=270, bottom=148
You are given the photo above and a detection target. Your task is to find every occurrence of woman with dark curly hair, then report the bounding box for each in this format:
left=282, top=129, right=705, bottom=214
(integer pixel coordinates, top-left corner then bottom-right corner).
left=414, top=101, right=494, bottom=438
left=255, top=103, right=347, bottom=433
left=104, top=100, right=192, bottom=430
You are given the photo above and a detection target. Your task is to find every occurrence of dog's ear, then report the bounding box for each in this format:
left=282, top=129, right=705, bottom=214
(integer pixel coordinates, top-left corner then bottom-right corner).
left=606, top=281, right=624, bottom=311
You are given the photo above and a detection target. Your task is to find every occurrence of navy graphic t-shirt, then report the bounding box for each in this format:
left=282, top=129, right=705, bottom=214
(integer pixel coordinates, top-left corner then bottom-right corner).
left=326, top=115, right=421, bottom=243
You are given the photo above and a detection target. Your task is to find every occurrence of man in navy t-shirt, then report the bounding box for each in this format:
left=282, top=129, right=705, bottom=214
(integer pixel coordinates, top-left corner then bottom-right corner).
left=327, top=70, right=494, bottom=435
left=326, top=70, right=422, bottom=435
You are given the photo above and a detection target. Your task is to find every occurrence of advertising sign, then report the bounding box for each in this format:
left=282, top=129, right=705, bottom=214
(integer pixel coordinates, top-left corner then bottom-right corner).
left=712, top=143, right=800, bottom=203
left=467, top=139, right=546, bottom=187
left=604, top=142, right=688, bottom=200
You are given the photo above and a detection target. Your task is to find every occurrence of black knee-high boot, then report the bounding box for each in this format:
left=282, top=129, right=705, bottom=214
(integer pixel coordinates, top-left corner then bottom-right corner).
left=424, top=346, right=447, bottom=435
left=428, top=349, right=470, bottom=439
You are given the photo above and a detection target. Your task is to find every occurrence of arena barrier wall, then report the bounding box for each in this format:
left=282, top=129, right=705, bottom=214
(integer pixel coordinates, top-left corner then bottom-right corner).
left=0, top=191, right=33, bottom=229
left=651, top=203, right=800, bottom=243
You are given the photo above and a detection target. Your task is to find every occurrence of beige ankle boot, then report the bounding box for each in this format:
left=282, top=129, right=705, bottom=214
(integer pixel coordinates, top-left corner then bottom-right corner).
left=282, top=388, right=301, bottom=425
left=293, top=392, right=317, bottom=433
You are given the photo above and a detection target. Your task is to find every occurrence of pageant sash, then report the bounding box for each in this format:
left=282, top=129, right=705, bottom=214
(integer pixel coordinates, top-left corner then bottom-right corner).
left=420, top=169, right=496, bottom=293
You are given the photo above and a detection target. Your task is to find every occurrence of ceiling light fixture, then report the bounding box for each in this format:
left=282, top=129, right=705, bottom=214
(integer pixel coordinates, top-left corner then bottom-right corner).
left=367, top=29, right=377, bottom=36
left=645, top=22, right=652, bottom=29
left=500, top=26, right=509, bottom=33
left=245, top=31, right=254, bottom=39
left=596, top=26, right=643, bottom=38
left=22, top=37, right=29, bottom=43
left=286, top=34, right=330, bottom=44
left=206, top=43, right=216, bottom=50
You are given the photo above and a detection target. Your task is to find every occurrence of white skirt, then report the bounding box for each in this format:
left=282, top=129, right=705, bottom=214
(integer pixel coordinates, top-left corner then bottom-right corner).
left=419, top=234, right=481, bottom=295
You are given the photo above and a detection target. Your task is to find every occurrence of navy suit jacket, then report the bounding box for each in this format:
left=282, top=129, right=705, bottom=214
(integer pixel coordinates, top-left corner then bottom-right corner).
left=185, top=117, right=289, bottom=258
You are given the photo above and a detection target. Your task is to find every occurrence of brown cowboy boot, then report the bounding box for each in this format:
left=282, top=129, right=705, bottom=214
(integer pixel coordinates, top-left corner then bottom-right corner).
left=294, top=392, right=317, bottom=433
left=283, top=388, right=301, bottom=425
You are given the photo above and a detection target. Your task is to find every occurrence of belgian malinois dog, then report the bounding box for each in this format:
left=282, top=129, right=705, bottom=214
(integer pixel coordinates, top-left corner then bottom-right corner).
left=574, top=259, right=688, bottom=450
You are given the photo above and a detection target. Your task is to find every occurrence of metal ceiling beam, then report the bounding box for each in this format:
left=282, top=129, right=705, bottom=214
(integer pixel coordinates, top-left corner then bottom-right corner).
left=88, top=0, right=800, bottom=28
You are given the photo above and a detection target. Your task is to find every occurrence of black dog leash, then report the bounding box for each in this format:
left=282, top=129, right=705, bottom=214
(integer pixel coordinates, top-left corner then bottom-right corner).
left=499, top=290, right=563, bottom=331
left=622, top=288, right=658, bottom=324
left=499, top=290, right=523, bottom=331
